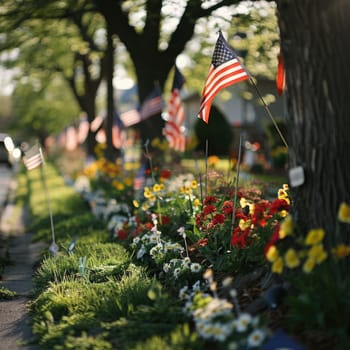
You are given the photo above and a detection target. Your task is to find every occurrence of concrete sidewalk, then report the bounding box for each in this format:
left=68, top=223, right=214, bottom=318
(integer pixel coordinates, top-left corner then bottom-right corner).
left=0, top=180, right=46, bottom=350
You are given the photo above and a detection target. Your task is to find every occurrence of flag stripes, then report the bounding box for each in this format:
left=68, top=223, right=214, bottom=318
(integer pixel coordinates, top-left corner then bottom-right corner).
left=120, top=109, right=141, bottom=127
left=164, top=65, right=186, bottom=152
left=198, top=31, right=249, bottom=124
left=139, top=86, right=165, bottom=120
left=23, top=145, right=43, bottom=170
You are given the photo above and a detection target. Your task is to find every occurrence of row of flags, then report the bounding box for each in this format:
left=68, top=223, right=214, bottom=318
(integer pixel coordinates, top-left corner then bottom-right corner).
left=60, top=31, right=285, bottom=154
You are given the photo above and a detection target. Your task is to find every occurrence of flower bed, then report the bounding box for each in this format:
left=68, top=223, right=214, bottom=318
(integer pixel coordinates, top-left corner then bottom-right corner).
left=22, top=154, right=350, bottom=349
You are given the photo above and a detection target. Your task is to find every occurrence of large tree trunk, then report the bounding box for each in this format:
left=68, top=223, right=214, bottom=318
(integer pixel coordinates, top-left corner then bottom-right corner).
left=276, top=0, right=350, bottom=240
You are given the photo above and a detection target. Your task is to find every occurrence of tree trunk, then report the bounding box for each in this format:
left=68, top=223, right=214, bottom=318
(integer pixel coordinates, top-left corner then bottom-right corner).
left=105, top=24, right=119, bottom=162
left=276, top=0, right=350, bottom=240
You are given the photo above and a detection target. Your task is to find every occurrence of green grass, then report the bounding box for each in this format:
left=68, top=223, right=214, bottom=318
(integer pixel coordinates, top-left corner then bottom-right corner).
left=21, top=164, right=199, bottom=349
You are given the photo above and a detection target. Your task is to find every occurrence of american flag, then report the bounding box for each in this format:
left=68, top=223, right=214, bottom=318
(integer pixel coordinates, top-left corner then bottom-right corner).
left=120, top=109, right=141, bottom=127
left=77, top=115, right=89, bottom=144
left=164, top=65, right=186, bottom=152
left=198, top=31, right=249, bottom=123
left=90, top=115, right=104, bottom=132
left=65, top=125, right=78, bottom=151
left=139, top=85, right=165, bottom=120
left=112, top=112, right=126, bottom=149
left=23, top=144, right=43, bottom=171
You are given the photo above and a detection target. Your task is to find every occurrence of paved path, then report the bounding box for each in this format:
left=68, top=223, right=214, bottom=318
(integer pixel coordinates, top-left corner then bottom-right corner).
left=0, top=168, right=45, bottom=350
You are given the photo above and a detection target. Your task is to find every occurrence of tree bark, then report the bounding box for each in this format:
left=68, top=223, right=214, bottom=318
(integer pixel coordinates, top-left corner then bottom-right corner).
left=276, top=0, right=350, bottom=240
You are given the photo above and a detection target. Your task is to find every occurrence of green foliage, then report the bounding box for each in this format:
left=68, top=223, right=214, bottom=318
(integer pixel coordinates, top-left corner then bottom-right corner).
left=194, top=105, right=234, bottom=156
left=11, top=76, right=79, bottom=142
left=0, top=286, right=17, bottom=300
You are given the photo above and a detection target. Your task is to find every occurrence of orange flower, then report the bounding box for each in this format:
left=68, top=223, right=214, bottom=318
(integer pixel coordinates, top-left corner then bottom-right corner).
left=338, top=202, right=350, bottom=223
left=332, top=244, right=350, bottom=258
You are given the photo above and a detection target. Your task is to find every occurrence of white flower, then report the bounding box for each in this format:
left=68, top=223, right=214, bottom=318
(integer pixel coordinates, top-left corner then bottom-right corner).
left=133, top=236, right=140, bottom=245
left=173, top=267, right=181, bottom=279
left=149, top=234, right=158, bottom=244
left=150, top=243, right=163, bottom=257
left=235, top=313, right=252, bottom=332
left=247, top=329, right=266, bottom=347
left=141, top=234, right=150, bottom=243
left=190, top=263, right=202, bottom=273
left=163, top=263, right=170, bottom=273
left=177, top=226, right=185, bottom=237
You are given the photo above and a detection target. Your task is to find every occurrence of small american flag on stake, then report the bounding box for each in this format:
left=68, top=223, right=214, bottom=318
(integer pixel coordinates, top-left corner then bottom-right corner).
left=198, top=31, right=249, bottom=123
left=23, top=144, right=43, bottom=170
left=164, top=65, right=186, bottom=152
left=139, top=85, right=165, bottom=120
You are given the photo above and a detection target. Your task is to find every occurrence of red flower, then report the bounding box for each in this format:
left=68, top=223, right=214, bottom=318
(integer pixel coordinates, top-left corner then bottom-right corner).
left=196, top=238, right=209, bottom=247
left=203, top=196, right=218, bottom=205
left=160, top=215, right=170, bottom=225
left=264, top=223, right=280, bottom=255
left=160, top=169, right=171, bottom=179
left=145, top=222, right=153, bottom=230
left=230, top=227, right=250, bottom=248
left=117, top=228, right=129, bottom=240
left=269, top=199, right=290, bottom=214
left=221, top=201, right=233, bottom=215
left=203, top=204, right=216, bottom=215
left=235, top=209, right=247, bottom=220
left=212, top=213, right=226, bottom=225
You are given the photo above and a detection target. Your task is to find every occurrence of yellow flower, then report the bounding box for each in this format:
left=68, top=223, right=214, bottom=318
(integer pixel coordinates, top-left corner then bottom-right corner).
left=153, top=183, right=161, bottom=192
left=305, top=228, right=325, bottom=245
left=279, top=215, right=293, bottom=239
left=303, top=258, right=315, bottom=273
left=272, top=257, right=284, bottom=274
left=308, top=244, right=327, bottom=264
left=141, top=203, right=149, bottom=211
left=191, top=180, right=198, bottom=189
left=239, top=219, right=251, bottom=231
left=193, top=198, right=201, bottom=207
left=284, top=248, right=300, bottom=268
left=144, top=187, right=152, bottom=198
left=124, top=177, right=133, bottom=187
left=278, top=189, right=288, bottom=199
left=283, top=184, right=289, bottom=191
left=240, top=197, right=248, bottom=208
left=338, top=202, right=350, bottom=223
left=266, top=245, right=279, bottom=262
left=112, top=181, right=124, bottom=191
left=332, top=244, right=350, bottom=258
left=279, top=210, right=288, bottom=218
left=133, top=200, right=139, bottom=208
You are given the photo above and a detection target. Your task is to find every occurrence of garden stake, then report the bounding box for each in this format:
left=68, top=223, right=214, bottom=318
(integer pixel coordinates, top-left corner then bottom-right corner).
left=231, top=135, right=243, bottom=231
left=39, top=147, right=58, bottom=256
left=143, top=139, right=155, bottom=185
left=249, top=77, right=288, bottom=149
left=205, top=139, right=209, bottom=198
left=194, top=157, right=203, bottom=203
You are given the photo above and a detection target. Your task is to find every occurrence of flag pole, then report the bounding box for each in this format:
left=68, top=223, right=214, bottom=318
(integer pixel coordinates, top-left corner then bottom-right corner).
left=205, top=139, right=209, bottom=198
left=39, top=147, right=58, bottom=255
left=249, top=77, right=289, bottom=149
left=231, top=134, right=243, bottom=230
